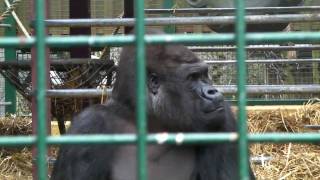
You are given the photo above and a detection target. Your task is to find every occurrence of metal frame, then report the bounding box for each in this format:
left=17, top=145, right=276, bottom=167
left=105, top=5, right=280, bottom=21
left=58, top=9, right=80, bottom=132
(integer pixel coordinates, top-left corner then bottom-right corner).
left=4, top=0, right=17, bottom=114
left=189, top=45, right=320, bottom=52
left=0, top=1, right=319, bottom=180
left=44, top=13, right=320, bottom=27
left=44, top=85, right=320, bottom=97
left=145, top=6, right=320, bottom=14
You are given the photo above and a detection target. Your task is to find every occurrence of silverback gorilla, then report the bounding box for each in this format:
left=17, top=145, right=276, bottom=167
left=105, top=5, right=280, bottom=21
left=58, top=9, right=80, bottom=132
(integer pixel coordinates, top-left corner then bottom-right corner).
left=51, top=29, right=255, bottom=180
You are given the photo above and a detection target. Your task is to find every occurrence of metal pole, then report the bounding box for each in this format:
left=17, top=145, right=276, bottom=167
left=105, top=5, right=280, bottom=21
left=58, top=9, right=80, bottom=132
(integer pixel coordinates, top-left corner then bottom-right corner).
left=46, top=89, right=112, bottom=97
left=0, top=102, right=12, bottom=106
left=135, top=0, right=148, bottom=179
left=234, top=0, right=249, bottom=179
left=44, top=13, right=320, bottom=27
left=124, top=0, right=134, bottom=34
left=35, top=0, right=47, bottom=179
left=204, top=58, right=320, bottom=64
left=189, top=45, right=320, bottom=52
left=216, top=85, right=320, bottom=95
left=145, top=6, right=320, bottom=14
left=4, top=0, right=16, bottom=114
left=2, top=32, right=320, bottom=47
left=44, top=85, right=320, bottom=97
left=163, top=0, right=175, bottom=33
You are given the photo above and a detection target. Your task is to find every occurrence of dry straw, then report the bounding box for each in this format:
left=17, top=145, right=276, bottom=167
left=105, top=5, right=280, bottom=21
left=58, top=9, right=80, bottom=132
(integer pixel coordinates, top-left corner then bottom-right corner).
left=249, top=99, right=320, bottom=180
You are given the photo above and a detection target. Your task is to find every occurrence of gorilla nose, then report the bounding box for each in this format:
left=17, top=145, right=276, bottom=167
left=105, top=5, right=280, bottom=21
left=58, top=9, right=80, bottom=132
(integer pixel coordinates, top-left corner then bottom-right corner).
left=201, top=86, right=223, bottom=102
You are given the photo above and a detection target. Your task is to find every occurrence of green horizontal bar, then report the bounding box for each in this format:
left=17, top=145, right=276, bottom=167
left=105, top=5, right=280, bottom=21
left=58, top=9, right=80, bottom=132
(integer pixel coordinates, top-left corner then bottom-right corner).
left=1, top=133, right=320, bottom=146
left=0, top=32, right=320, bottom=48
left=228, top=99, right=310, bottom=105
left=0, top=37, right=35, bottom=47
left=249, top=133, right=320, bottom=143
left=47, top=134, right=137, bottom=145
left=46, top=35, right=135, bottom=47
left=0, top=136, right=36, bottom=146
left=47, top=133, right=237, bottom=145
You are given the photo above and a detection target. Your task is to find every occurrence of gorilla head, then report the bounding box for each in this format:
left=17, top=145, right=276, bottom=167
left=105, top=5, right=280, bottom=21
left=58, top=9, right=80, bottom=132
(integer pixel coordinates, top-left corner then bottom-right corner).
left=112, top=29, right=230, bottom=132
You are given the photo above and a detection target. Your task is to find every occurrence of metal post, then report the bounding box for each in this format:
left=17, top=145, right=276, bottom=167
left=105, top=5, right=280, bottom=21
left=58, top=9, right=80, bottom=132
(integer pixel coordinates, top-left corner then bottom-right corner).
left=163, top=0, right=175, bottom=33
left=35, top=0, right=47, bottom=179
left=124, top=0, right=134, bottom=34
left=69, top=0, right=91, bottom=59
left=4, top=0, right=16, bottom=114
left=67, top=0, right=91, bottom=134
left=234, top=0, right=249, bottom=179
left=135, top=0, right=147, bottom=179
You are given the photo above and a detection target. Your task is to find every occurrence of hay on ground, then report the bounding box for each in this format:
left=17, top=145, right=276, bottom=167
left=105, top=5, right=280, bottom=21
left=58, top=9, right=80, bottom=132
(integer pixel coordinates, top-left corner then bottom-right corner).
left=249, top=99, right=320, bottom=179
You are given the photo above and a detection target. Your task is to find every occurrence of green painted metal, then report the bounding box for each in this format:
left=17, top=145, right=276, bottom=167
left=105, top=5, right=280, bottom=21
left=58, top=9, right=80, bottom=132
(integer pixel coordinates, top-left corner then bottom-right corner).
left=135, top=0, right=148, bottom=179
left=163, top=0, right=176, bottom=33
left=1, top=32, right=320, bottom=47
left=0, top=136, right=36, bottom=146
left=0, top=1, right=319, bottom=179
left=35, top=0, right=47, bottom=179
left=2, top=133, right=320, bottom=147
left=234, top=0, right=249, bottom=179
left=228, top=99, right=311, bottom=105
left=4, top=0, right=17, bottom=114
left=45, top=133, right=320, bottom=144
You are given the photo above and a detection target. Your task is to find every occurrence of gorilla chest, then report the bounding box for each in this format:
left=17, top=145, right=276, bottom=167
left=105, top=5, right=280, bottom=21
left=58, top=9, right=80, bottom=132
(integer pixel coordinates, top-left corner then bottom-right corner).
left=111, top=145, right=195, bottom=180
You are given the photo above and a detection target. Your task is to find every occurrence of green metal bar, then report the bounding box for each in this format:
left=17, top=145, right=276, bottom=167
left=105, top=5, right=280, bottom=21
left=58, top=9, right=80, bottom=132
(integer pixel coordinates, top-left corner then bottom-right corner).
left=134, top=0, right=147, bottom=179
left=0, top=37, right=35, bottom=47
left=4, top=0, right=17, bottom=114
left=2, top=133, right=320, bottom=146
left=35, top=0, right=47, bottom=179
left=163, top=0, right=176, bottom=33
left=248, top=133, right=320, bottom=143
left=1, top=32, right=320, bottom=47
left=0, top=136, right=36, bottom=146
left=228, top=99, right=311, bottom=106
left=234, top=0, right=249, bottom=179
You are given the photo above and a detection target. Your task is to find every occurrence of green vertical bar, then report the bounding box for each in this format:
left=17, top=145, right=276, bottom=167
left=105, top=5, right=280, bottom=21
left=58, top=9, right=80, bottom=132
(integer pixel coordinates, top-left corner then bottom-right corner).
left=4, top=0, right=17, bottom=114
left=35, top=0, right=47, bottom=179
left=134, top=0, right=147, bottom=180
left=234, top=0, right=249, bottom=179
left=163, top=0, right=175, bottom=33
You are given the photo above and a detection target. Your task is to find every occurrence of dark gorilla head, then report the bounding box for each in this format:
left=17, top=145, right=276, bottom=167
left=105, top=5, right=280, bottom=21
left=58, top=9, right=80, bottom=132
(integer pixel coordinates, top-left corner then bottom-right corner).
left=112, top=29, right=233, bottom=132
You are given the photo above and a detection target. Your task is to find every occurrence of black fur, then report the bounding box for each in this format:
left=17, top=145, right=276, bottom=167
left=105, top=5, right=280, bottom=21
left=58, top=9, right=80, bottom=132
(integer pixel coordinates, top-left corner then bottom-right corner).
left=51, top=29, right=255, bottom=180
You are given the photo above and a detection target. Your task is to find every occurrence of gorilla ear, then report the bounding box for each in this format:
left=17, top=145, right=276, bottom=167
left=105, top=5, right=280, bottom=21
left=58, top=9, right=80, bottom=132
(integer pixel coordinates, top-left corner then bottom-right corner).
left=148, top=73, right=160, bottom=95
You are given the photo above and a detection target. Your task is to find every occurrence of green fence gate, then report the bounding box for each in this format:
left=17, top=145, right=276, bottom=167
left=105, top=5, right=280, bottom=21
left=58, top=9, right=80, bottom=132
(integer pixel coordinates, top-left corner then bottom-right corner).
left=1, top=0, right=320, bottom=179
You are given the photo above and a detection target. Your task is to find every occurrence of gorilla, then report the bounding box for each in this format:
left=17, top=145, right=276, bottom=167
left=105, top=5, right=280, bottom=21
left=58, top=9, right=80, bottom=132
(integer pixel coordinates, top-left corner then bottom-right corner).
left=51, top=29, right=255, bottom=180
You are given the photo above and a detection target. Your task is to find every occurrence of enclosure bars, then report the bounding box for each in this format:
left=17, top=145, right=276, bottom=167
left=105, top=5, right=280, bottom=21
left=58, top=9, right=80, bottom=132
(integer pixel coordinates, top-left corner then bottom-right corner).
left=35, top=0, right=47, bottom=179
left=134, top=0, right=148, bottom=179
left=235, top=0, right=249, bottom=179
left=0, top=2, right=320, bottom=180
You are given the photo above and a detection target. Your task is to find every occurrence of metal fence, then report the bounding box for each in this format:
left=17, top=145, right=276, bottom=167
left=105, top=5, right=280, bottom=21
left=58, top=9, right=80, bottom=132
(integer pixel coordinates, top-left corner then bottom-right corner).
left=0, top=48, right=5, bottom=116
left=1, top=1, right=320, bottom=180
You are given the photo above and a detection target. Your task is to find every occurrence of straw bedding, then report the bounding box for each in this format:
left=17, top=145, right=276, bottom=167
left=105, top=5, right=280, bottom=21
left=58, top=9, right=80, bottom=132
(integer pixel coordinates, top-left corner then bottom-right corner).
left=249, top=99, right=320, bottom=179
left=0, top=100, right=319, bottom=179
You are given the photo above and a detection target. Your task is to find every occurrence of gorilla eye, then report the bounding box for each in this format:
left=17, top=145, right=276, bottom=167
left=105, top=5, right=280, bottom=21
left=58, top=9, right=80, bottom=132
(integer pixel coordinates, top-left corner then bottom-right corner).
left=150, top=73, right=159, bottom=85
left=188, top=73, right=201, bottom=81
left=149, top=73, right=160, bottom=95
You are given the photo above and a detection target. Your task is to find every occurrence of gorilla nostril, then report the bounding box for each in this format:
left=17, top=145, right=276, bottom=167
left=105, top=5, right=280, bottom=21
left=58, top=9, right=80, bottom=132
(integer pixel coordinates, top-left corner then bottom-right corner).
left=207, top=89, right=217, bottom=95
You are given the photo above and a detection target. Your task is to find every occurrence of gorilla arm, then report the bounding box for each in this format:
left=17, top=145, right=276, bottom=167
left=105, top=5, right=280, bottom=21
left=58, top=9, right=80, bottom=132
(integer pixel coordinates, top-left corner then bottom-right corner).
left=51, top=102, right=129, bottom=180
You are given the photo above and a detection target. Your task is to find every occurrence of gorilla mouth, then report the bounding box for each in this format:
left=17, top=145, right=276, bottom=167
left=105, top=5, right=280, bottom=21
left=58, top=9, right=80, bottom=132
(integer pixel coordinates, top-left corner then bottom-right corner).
left=203, top=106, right=224, bottom=113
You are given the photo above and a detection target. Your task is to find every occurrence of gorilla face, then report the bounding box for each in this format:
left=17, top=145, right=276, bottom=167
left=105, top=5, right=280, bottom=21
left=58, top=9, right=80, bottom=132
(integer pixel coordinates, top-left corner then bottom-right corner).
left=112, top=29, right=229, bottom=132
left=146, top=45, right=226, bottom=132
